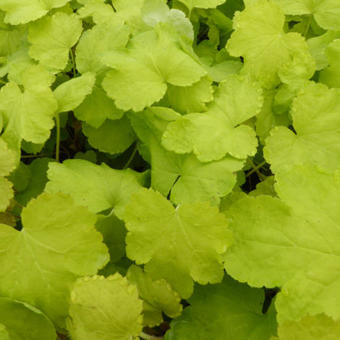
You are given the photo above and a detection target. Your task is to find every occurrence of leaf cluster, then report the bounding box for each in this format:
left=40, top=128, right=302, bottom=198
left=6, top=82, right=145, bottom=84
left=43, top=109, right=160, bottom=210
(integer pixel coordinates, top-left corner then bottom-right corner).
left=0, top=0, right=340, bottom=339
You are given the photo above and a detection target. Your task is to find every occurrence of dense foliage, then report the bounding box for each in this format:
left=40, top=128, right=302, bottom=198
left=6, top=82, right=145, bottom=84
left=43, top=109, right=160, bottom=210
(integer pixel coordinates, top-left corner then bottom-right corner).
left=0, top=0, right=340, bottom=338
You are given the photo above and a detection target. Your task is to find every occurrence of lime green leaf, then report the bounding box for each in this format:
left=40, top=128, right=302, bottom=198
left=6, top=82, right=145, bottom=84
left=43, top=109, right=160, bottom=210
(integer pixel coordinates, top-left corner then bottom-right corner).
left=102, top=28, right=206, bottom=111
left=160, top=115, right=194, bottom=154
left=0, top=139, right=16, bottom=177
left=0, top=23, right=25, bottom=57
left=96, top=214, right=126, bottom=264
left=83, top=117, right=135, bottom=155
left=28, top=12, right=82, bottom=71
left=123, top=188, right=232, bottom=298
left=127, top=265, right=182, bottom=327
left=225, top=195, right=297, bottom=289
left=207, top=60, right=243, bottom=82
left=54, top=72, right=96, bottom=113
left=169, top=155, right=243, bottom=206
left=278, top=47, right=315, bottom=89
left=130, top=108, right=244, bottom=205
left=224, top=166, right=340, bottom=322
left=142, top=1, right=194, bottom=41
left=178, top=0, right=226, bottom=11
left=220, top=190, right=248, bottom=214
left=0, top=193, right=109, bottom=327
left=0, top=0, right=72, bottom=25
left=74, top=82, right=124, bottom=128
left=76, top=20, right=130, bottom=75
left=319, top=39, right=340, bottom=88
left=0, top=139, right=17, bottom=212
left=78, top=0, right=115, bottom=24
left=153, top=147, right=244, bottom=206
left=114, top=0, right=191, bottom=40
left=272, top=84, right=297, bottom=115
left=141, top=0, right=174, bottom=27
left=0, top=298, right=56, bottom=340
left=67, top=274, right=143, bottom=340
left=256, top=89, right=290, bottom=144
left=111, top=0, right=145, bottom=31
left=10, top=62, right=55, bottom=88
left=162, top=75, right=262, bottom=162
left=45, top=159, right=146, bottom=218
left=0, top=44, right=34, bottom=82
left=166, top=77, right=214, bottom=114
left=274, top=314, right=340, bottom=340
left=0, top=65, right=57, bottom=145
left=0, top=178, right=13, bottom=212
left=227, top=0, right=313, bottom=88
left=129, top=106, right=181, bottom=151
left=166, top=276, right=277, bottom=340
left=264, top=82, right=340, bottom=173
left=250, top=176, right=276, bottom=197
left=275, top=0, right=340, bottom=31
left=102, top=52, right=165, bottom=112
left=15, top=158, right=54, bottom=207
left=307, top=31, right=340, bottom=71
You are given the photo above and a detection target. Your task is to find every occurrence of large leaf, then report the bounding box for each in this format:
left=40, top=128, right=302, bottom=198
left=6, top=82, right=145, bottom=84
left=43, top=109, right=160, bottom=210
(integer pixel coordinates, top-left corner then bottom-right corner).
left=162, top=75, right=262, bottom=162
left=165, top=276, right=277, bottom=340
left=54, top=72, right=96, bottom=113
left=45, top=159, right=146, bottom=218
left=130, top=107, right=244, bottom=205
left=123, top=188, right=232, bottom=298
left=67, top=274, right=143, bottom=340
left=0, top=139, right=16, bottom=211
left=0, top=65, right=57, bottom=145
left=224, top=166, right=340, bottom=322
left=275, top=0, right=340, bottom=31
left=0, top=298, right=56, bottom=340
left=28, top=12, right=83, bottom=71
left=264, top=82, right=340, bottom=173
left=0, top=193, right=109, bottom=327
left=273, top=314, right=340, bottom=340
left=102, top=27, right=206, bottom=111
left=0, top=0, right=71, bottom=25
left=127, top=265, right=182, bottom=327
left=319, top=39, right=340, bottom=88
left=227, top=0, right=314, bottom=88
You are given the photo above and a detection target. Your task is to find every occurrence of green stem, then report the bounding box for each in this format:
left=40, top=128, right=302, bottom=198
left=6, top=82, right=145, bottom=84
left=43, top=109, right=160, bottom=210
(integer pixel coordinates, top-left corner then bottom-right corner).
left=140, top=332, right=163, bottom=340
left=0, top=79, right=6, bottom=85
left=21, top=154, right=48, bottom=159
left=70, top=49, right=77, bottom=77
left=55, top=114, right=61, bottom=162
left=303, top=15, right=312, bottom=37
left=247, top=160, right=266, bottom=179
left=123, top=144, right=137, bottom=169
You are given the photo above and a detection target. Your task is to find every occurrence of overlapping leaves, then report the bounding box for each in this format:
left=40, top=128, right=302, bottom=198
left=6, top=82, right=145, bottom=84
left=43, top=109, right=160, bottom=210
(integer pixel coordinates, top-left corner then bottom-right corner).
left=0, top=193, right=108, bottom=327
left=224, top=166, right=340, bottom=322
left=1, top=0, right=340, bottom=338
left=102, top=27, right=206, bottom=111
left=123, top=188, right=232, bottom=298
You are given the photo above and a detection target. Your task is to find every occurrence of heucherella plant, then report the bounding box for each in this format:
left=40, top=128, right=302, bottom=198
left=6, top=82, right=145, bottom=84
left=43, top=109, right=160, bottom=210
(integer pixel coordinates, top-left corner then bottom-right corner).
left=0, top=0, right=339, bottom=338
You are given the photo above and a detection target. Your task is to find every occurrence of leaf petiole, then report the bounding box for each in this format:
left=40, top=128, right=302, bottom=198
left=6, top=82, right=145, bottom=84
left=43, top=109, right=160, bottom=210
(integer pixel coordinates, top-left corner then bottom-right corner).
left=55, top=113, right=61, bottom=162
left=123, top=144, right=138, bottom=169
left=140, top=331, right=163, bottom=340
left=246, top=160, right=267, bottom=179
left=70, top=48, right=77, bottom=77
